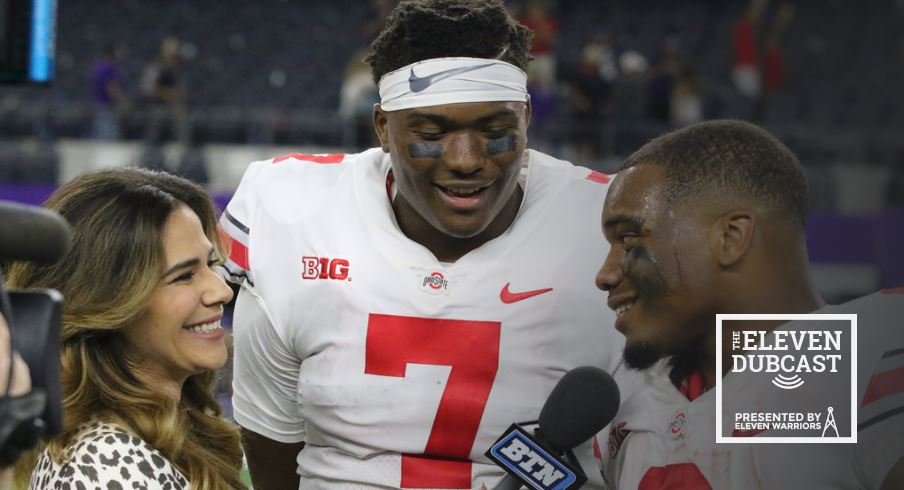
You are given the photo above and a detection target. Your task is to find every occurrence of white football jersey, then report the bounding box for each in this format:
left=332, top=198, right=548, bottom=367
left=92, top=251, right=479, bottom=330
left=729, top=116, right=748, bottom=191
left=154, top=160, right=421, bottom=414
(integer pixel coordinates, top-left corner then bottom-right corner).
left=602, top=290, right=904, bottom=489
left=222, top=148, right=624, bottom=489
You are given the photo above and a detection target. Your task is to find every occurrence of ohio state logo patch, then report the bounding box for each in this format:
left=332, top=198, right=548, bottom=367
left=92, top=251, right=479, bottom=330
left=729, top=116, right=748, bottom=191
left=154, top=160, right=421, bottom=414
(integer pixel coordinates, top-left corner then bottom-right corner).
left=607, top=422, right=630, bottom=459
left=419, top=271, right=450, bottom=295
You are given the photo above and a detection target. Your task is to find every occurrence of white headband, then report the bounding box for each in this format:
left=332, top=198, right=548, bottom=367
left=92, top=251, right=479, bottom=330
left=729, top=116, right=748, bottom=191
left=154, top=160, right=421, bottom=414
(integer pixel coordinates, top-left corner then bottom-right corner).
left=378, top=57, right=529, bottom=112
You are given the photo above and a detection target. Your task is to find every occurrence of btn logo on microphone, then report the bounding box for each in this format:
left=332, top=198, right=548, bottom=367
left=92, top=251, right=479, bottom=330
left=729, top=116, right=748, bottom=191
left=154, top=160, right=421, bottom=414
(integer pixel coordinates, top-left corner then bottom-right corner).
left=486, top=424, right=586, bottom=490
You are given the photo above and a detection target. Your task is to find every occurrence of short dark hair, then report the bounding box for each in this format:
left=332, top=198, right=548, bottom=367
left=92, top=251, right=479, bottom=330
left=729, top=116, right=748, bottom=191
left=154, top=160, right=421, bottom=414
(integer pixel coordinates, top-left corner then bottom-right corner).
left=622, top=120, right=809, bottom=227
left=366, top=0, right=532, bottom=84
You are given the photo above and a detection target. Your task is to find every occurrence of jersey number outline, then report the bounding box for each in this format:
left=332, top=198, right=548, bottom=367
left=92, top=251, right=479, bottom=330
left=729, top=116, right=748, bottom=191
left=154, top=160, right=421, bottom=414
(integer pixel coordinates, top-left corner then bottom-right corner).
left=639, top=463, right=712, bottom=489
left=365, top=313, right=501, bottom=489
left=271, top=152, right=345, bottom=164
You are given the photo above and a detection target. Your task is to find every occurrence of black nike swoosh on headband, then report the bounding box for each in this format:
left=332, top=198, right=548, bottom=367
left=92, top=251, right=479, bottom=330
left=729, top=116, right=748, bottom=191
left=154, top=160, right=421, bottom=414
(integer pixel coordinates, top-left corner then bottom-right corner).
left=408, top=63, right=498, bottom=93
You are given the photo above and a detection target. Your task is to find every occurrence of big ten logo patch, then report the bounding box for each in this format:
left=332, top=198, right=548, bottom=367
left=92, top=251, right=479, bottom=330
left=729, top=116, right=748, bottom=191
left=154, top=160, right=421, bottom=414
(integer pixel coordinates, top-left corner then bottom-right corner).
left=302, top=256, right=350, bottom=281
left=419, top=271, right=450, bottom=295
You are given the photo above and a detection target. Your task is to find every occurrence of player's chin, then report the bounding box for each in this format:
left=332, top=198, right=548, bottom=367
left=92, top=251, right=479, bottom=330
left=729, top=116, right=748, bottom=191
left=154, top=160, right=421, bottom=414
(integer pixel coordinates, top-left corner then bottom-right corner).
left=433, top=212, right=494, bottom=239
left=623, top=340, right=665, bottom=371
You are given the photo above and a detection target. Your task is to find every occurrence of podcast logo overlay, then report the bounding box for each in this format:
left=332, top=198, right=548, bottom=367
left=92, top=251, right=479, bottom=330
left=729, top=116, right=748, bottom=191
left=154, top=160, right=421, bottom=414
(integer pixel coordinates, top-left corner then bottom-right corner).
left=716, top=314, right=857, bottom=444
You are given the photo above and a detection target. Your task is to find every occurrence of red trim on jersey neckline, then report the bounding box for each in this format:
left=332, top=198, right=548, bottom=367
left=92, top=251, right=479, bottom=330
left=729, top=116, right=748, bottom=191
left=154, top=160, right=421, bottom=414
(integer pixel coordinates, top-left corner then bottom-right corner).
left=678, top=370, right=706, bottom=402
left=386, top=170, right=395, bottom=202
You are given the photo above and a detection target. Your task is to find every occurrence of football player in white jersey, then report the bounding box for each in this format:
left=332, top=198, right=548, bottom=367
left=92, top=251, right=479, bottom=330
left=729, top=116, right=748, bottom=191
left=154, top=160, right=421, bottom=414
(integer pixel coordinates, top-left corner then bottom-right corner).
left=595, top=120, right=904, bottom=489
left=220, top=1, right=626, bottom=488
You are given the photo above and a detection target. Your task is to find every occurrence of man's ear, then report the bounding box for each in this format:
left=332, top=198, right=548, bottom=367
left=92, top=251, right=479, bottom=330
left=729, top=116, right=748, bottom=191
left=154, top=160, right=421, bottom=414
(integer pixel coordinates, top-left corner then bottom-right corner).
left=373, top=104, right=390, bottom=153
left=711, top=210, right=755, bottom=268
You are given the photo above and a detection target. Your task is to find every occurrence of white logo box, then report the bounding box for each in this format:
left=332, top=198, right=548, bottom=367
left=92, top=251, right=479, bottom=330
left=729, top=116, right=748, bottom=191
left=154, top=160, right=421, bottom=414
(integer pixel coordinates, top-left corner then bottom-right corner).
left=715, top=313, right=858, bottom=444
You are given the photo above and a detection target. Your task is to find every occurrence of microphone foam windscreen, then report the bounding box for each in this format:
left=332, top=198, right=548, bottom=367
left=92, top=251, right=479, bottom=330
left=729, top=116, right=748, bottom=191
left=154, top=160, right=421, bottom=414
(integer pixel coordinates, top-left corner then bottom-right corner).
left=538, top=366, right=621, bottom=451
left=0, top=201, right=71, bottom=264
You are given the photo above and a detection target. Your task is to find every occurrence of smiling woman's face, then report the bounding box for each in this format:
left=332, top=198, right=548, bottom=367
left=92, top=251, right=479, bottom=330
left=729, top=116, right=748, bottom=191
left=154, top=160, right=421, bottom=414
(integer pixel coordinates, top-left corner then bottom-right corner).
left=121, top=204, right=233, bottom=395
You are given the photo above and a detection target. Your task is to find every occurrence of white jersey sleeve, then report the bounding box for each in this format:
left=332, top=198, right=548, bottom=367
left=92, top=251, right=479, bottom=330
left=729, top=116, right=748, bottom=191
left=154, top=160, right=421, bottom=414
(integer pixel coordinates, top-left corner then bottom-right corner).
left=219, top=159, right=267, bottom=284
left=222, top=155, right=316, bottom=443
left=851, top=290, right=904, bottom=488
left=231, top=283, right=306, bottom=443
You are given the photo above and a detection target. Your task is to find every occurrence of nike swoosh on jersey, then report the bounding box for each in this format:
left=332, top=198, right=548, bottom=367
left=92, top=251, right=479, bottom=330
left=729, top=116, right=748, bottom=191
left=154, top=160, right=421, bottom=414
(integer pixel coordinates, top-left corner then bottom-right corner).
left=500, top=283, right=554, bottom=304
left=408, top=63, right=497, bottom=93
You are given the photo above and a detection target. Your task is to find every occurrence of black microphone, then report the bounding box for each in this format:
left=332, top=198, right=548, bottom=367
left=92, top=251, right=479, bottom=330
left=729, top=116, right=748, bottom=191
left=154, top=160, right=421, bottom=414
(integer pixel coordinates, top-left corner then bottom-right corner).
left=488, top=366, right=621, bottom=490
left=538, top=366, right=621, bottom=452
left=0, top=200, right=71, bottom=263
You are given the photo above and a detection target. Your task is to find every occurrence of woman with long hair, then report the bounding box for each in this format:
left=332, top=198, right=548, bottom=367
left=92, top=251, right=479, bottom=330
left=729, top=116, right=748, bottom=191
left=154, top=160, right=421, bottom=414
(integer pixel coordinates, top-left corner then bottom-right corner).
left=8, top=167, right=244, bottom=489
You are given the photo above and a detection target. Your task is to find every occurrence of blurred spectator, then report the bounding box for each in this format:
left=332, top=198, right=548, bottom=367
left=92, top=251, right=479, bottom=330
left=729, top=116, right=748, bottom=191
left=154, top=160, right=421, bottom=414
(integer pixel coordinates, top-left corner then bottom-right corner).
left=90, top=43, right=128, bottom=140
left=338, top=48, right=379, bottom=149
left=90, top=43, right=128, bottom=138
left=518, top=0, right=559, bottom=91
left=525, top=83, right=557, bottom=150
left=141, top=37, right=190, bottom=149
left=564, top=36, right=617, bottom=160
left=732, top=0, right=769, bottom=99
left=619, top=50, right=650, bottom=78
left=671, top=63, right=703, bottom=127
left=362, top=0, right=399, bottom=42
left=763, top=2, right=795, bottom=95
left=646, top=41, right=681, bottom=123
left=595, top=35, right=620, bottom=84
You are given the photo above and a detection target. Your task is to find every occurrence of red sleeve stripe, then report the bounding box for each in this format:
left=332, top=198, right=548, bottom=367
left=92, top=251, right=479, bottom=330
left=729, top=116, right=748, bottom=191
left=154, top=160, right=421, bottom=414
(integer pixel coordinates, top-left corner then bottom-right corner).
left=218, top=212, right=249, bottom=249
left=586, top=170, right=611, bottom=184
left=227, top=234, right=250, bottom=271
left=858, top=405, right=904, bottom=431
left=217, top=213, right=252, bottom=283
left=217, top=218, right=250, bottom=273
left=862, top=365, right=904, bottom=407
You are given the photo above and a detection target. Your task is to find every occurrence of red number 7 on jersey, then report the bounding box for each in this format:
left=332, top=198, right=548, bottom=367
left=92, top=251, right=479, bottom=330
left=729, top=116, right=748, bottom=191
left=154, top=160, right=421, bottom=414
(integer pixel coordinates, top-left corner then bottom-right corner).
left=365, top=314, right=501, bottom=489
